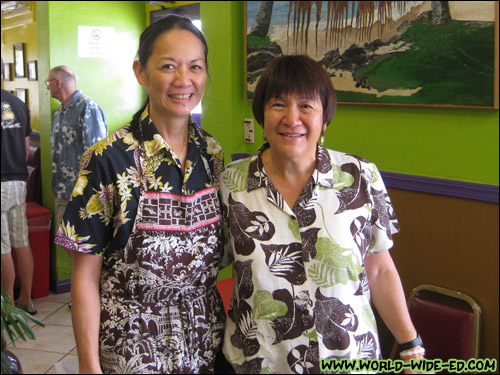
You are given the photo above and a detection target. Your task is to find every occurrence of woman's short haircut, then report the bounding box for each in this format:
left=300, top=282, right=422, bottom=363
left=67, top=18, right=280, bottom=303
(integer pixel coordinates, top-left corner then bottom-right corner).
left=252, top=55, right=337, bottom=127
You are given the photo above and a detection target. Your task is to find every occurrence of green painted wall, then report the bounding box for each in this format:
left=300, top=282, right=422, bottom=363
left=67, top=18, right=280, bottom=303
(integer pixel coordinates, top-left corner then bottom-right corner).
left=35, top=1, right=498, bottom=284
left=201, top=1, right=499, bottom=186
left=37, top=1, right=146, bottom=281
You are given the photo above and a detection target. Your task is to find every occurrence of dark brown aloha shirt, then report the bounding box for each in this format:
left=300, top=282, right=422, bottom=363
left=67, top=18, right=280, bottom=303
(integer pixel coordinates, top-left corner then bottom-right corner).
left=220, top=144, right=399, bottom=374
left=55, top=107, right=226, bottom=373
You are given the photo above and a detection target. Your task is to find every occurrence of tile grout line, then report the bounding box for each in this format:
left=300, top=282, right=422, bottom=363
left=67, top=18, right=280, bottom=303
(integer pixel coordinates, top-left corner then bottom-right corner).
left=7, top=293, right=75, bottom=374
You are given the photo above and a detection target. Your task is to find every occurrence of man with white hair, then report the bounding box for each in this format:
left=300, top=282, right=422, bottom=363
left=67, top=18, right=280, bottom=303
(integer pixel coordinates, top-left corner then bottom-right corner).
left=46, top=66, right=107, bottom=242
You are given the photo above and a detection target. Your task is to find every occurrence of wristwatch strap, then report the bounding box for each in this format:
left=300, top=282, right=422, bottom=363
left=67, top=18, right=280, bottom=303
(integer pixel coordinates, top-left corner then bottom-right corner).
left=399, top=334, right=423, bottom=351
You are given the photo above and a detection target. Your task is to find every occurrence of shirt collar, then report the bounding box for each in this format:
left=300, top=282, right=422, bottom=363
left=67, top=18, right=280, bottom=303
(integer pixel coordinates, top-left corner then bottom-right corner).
left=247, top=143, right=335, bottom=192
left=63, top=90, right=83, bottom=109
left=139, top=105, right=206, bottom=158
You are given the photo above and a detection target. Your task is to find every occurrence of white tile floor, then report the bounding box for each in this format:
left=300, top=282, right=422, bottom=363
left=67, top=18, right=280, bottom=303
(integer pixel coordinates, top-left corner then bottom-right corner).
left=6, top=291, right=78, bottom=374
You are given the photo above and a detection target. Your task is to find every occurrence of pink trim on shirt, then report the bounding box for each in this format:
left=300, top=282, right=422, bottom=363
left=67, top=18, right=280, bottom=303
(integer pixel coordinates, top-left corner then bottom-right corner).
left=144, top=187, right=216, bottom=201
left=137, top=215, right=221, bottom=232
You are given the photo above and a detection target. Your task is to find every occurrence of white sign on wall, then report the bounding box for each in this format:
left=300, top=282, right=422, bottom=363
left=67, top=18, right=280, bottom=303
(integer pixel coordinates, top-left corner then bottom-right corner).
left=78, top=26, right=116, bottom=58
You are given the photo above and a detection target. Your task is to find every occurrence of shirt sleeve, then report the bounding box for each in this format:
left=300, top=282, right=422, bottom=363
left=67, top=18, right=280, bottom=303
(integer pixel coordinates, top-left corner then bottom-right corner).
left=24, top=105, right=32, bottom=138
left=82, top=101, right=108, bottom=149
left=366, top=162, right=400, bottom=255
left=54, top=144, right=116, bottom=256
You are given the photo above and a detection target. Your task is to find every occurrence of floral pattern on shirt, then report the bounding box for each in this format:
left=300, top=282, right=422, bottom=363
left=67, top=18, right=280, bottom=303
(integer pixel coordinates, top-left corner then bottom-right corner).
left=51, top=90, right=107, bottom=199
left=54, top=107, right=226, bottom=373
left=55, top=107, right=224, bottom=263
left=220, top=144, right=399, bottom=374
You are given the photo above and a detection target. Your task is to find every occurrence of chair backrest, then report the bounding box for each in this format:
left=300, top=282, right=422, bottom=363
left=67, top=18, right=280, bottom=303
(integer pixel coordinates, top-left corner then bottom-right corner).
left=26, top=146, right=43, bottom=205
left=390, top=284, right=481, bottom=363
left=216, top=277, right=235, bottom=314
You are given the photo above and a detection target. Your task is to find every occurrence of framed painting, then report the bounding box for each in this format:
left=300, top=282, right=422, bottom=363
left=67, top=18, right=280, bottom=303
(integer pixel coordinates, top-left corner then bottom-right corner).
left=15, top=88, right=28, bottom=105
left=27, top=60, right=38, bottom=81
left=246, top=1, right=499, bottom=108
left=3, top=62, right=13, bottom=81
left=13, top=43, right=26, bottom=78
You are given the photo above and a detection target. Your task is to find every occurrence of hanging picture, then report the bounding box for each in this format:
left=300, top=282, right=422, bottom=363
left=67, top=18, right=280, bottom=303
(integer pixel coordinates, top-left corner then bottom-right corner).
left=246, top=1, right=499, bottom=108
left=15, top=88, right=28, bottom=105
left=3, top=62, right=13, bottom=81
left=27, top=60, right=38, bottom=81
left=13, top=43, right=26, bottom=78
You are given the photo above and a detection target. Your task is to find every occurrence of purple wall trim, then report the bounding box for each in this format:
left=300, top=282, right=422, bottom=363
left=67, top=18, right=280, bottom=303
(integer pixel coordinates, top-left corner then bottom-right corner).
left=381, top=171, right=499, bottom=204
left=50, top=278, right=71, bottom=294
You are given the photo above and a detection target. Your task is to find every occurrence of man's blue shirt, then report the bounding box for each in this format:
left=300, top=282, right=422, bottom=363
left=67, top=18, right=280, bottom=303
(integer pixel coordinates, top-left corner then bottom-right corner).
left=51, top=90, right=107, bottom=199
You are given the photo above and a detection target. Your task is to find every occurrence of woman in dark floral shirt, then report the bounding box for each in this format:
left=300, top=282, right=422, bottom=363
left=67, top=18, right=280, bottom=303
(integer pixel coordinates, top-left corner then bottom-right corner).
left=220, top=55, right=426, bottom=373
left=55, top=16, right=226, bottom=374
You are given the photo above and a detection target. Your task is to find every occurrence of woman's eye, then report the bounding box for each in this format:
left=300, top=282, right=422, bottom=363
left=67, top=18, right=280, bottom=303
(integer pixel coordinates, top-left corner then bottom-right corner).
left=162, top=64, right=175, bottom=70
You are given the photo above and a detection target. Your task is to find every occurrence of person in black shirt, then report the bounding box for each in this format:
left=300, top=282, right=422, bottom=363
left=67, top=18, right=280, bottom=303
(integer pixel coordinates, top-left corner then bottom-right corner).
left=1, top=58, right=37, bottom=315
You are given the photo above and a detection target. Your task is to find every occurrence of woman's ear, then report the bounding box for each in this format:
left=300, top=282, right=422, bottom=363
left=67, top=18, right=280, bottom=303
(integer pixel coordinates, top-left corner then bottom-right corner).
left=133, top=60, right=147, bottom=86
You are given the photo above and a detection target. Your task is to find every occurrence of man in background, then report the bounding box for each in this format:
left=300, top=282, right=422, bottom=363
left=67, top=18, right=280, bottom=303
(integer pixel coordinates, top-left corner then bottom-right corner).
left=1, top=58, right=37, bottom=315
left=46, top=66, right=107, bottom=239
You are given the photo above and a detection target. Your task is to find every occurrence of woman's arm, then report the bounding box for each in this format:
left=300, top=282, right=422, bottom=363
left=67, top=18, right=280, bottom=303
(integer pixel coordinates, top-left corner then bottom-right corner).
left=364, top=250, right=417, bottom=345
left=365, top=250, right=430, bottom=374
left=71, top=251, right=103, bottom=374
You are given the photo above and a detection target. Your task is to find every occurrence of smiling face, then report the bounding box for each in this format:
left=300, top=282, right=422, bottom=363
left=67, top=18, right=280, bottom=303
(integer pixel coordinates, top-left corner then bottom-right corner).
left=264, top=91, right=326, bottom=161
left=134, top=28, right=207, bottom=123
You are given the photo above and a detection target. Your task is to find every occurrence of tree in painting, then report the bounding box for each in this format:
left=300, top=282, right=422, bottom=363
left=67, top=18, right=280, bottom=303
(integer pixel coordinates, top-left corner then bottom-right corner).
left=247, top=1, right=496, bottom=107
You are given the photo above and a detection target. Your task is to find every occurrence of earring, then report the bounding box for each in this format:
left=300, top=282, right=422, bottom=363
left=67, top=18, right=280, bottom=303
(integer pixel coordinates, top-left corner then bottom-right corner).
left=320, top=133, right=325, bottom=146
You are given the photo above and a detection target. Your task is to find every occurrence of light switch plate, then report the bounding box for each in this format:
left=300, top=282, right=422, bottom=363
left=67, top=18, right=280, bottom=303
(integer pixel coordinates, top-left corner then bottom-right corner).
left=244, top=118, right=254, bottom=143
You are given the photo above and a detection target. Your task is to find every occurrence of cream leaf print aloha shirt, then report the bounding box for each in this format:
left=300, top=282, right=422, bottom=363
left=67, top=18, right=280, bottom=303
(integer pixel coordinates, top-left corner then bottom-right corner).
left=220, top=144, right=399, bottom=374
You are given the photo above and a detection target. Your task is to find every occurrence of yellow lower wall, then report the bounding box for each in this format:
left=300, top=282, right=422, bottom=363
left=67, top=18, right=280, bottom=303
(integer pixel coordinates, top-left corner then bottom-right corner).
left=1, top=1, right=40, bottom=132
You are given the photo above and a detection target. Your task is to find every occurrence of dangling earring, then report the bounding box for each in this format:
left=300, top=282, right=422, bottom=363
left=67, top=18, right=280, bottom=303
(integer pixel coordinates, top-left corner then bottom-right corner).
left=320, top=132, right=325, bottom=146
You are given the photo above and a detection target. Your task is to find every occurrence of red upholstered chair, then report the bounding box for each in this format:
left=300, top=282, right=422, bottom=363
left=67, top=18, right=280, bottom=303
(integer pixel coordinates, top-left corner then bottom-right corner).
left=12, top=137, right=51, bottom=299
left=216, top=277, right=235, bottom=314
left=12, top=202, right=51, bottom=299
left=26, top=146, right=42, bottom=205
left=390, top=284, right=481, bottom=369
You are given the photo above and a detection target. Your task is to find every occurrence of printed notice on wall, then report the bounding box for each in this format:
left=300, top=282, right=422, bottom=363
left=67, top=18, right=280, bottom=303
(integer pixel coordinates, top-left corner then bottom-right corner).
left=78, top=26, right=116, bottom=58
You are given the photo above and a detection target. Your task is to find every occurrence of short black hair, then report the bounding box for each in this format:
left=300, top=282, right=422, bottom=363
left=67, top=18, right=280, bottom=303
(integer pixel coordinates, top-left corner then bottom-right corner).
left=252, top=55, right=336, bottom=127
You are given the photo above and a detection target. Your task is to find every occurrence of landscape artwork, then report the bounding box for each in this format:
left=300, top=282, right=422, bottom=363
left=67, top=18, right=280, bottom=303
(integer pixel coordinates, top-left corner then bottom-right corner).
left=246, top=1, right=499, bottom=108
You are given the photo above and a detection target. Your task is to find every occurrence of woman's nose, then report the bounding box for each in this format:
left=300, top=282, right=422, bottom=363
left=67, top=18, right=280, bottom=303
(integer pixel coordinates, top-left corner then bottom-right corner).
left=283, top=106, right=301, bottom=126
left=174, top=67, right=190, bottom=86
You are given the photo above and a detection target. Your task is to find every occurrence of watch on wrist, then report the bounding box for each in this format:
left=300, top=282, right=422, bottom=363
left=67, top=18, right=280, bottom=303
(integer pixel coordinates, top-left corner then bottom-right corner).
left=399, top=334, right=423, bottom=351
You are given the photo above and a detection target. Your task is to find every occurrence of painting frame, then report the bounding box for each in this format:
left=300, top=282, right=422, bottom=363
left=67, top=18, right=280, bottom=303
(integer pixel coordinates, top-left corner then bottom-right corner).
left=15, top=88, right=28, bottom=106
left=3, top=62, right=13, bottom=81
left=246, top=1, right=499, bottom=109
left=13, top=43, right=26, bottom=78
left=27, top=60, right=38, bottom=81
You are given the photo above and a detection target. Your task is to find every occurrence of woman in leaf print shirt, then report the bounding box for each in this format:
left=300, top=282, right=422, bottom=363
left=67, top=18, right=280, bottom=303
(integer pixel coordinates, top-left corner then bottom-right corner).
left=220, top=55, right=426, bottom=373
left=55, top=16, right=227, bottom=374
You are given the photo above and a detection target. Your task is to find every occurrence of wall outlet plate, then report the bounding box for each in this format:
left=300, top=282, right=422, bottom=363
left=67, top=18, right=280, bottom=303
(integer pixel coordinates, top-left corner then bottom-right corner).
left=244, top=118, right=254, bottom=143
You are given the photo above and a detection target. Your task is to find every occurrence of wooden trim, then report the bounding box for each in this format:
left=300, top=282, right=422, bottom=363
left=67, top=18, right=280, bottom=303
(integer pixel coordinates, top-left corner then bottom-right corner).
left=381, top=171, right=499, bottom=204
